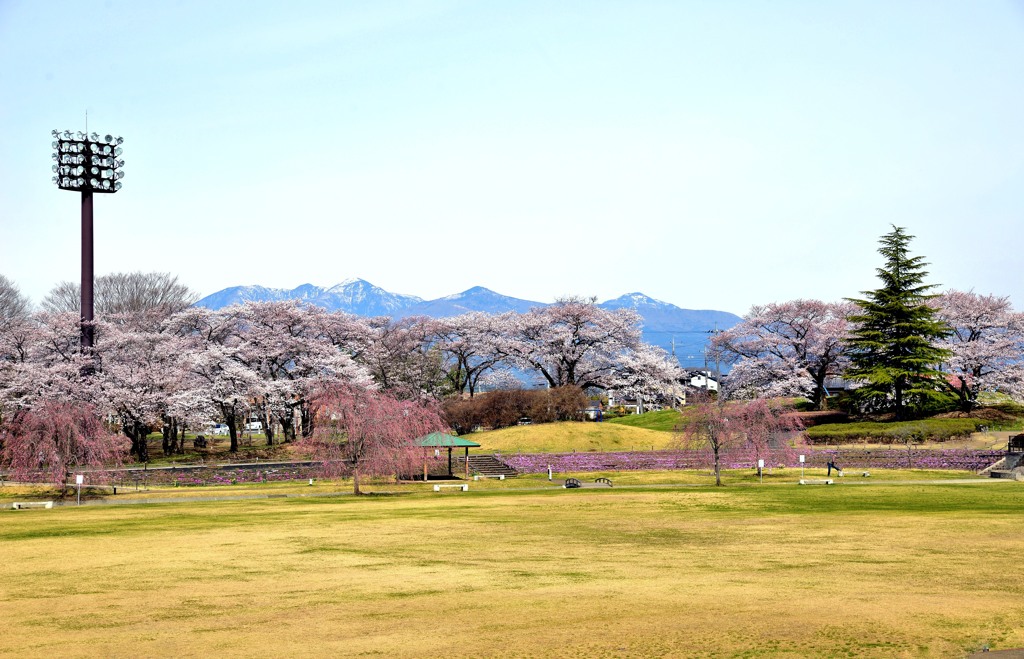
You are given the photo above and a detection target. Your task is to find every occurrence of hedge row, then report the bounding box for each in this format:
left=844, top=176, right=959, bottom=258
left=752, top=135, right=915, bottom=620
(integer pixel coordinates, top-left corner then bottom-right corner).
left=804, top=418, right=984, bottom=444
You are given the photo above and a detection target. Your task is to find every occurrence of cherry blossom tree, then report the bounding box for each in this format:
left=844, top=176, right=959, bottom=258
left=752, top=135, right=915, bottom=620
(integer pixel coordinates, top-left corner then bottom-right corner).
left=358, top=315, right=447, bottom=399
left=934, top=290, right=1024, bottom=410
left=0, top=400, right=128, bottom=487
left=93, top=317, right=185, bottom=462
left=0, top=312, right=93, bottom=413
left=727, top=398, right=802, bottom=470
left=502, top=297, right=642, bottom=390
left=675, top=392, right=801, bottom=486
left=432, top=313, right=506, bottom=397
left=233, top=302, right=372, bottom=441
left=0, top=291, right=37, bottom=423
left=676, top=392, right=732, bottom=486
left=711, top=300, right=854, bottom=409
left=166, top=307, right=257, bottom=450
left=608, top=343, right=684, bottom=411
left=0, top=274, right=31, bottom=325
left=302, top=384, right=446, bottom=494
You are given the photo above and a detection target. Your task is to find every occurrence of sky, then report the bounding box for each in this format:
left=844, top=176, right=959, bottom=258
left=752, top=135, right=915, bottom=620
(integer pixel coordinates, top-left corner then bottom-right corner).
left=2, top=1, right=1023, bottom=316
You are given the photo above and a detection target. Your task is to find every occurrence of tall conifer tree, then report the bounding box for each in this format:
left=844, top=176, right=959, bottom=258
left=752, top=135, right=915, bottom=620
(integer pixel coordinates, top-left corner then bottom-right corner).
left=846, top=226, right=951, bottom=420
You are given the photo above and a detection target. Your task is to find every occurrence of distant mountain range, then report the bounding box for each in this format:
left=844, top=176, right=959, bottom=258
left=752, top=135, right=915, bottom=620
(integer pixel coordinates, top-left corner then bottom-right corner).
left=195, top=279, right=741, bottom=367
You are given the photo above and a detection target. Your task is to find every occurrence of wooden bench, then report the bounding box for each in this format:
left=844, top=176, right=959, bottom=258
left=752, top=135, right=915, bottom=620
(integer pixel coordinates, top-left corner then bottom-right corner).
left=12, top=501, right=54, bottom=510
left=594, top=477, right=613, bottom=487
left=799, top=479, right=833, bottom=485
left=564, top=478, right=582, bottom=489
left=433, top=484, right=468, bottom=492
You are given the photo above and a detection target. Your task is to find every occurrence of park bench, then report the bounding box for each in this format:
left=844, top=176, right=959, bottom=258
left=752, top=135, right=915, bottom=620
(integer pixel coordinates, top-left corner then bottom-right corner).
left=594, top=477, right=613, bottom=487
left=433, top=484, right=468, bottom=492
left=472, top=474, right=505, bottom=481
left=12, top=501, right=54, bottom=510
left=1009, top=434, right=1024, bottom=453
left=799, top=479, right=833, bottom=485
left=564, top=478, right=582, bottom=489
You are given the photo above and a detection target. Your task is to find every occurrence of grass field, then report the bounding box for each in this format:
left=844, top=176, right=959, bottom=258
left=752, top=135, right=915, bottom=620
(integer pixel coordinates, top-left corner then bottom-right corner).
left=605, top=408, right=684, bottom=432
left=468, top=420, right=677, bottom=453
left=3, top=479, right=1022, bottom=657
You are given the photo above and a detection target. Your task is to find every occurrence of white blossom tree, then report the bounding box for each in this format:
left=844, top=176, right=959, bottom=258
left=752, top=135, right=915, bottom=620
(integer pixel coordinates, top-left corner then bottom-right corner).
left=432, top=312, right=506, bottom=397
left=501, top=297, right=642, bottom=391
left=357, top=315, right=447, bottom=399
left=935, top=290, right=1024, bottom=409
left=233, top=302, right=372, bottom=441
left=166, top=307, right=253, bottom=451
left=608, top=344, right=684, bottom=410
left=711, top=300, right=853, bottom=409
left=93, top=317, right=185, bottom=462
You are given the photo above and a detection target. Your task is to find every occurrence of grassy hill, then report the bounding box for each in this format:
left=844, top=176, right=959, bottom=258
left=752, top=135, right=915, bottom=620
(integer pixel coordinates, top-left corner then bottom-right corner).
left=605, top=408, right=683, bottom=432
left=469, top=420, right=676, bottom=454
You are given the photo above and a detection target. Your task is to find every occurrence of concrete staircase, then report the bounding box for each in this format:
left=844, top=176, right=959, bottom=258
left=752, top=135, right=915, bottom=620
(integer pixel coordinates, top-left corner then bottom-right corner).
left=982, top=452, right=1024, bottom=480
left=455, top=455, right=518, bottom=478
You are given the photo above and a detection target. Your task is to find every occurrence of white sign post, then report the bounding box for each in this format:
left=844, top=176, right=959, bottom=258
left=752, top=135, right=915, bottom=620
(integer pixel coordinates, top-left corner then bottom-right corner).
left=757, top=459, right=765, bottom=484
left=75, top=474, right=84, bottom=506
left=547, top=465, right=553, bottom=481
left=799, top=454, right=805, bottom=480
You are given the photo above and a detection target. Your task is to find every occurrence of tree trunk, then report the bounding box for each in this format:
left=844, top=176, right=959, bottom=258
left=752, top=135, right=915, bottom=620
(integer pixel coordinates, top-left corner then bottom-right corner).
left=124, top=419, right=149, bottom=463
left=227, top=417, right=238, bottom=453
left=300, top=402, right=315, bottom=438
left=712, top=445, right=722, bottom=486
left=278, top=413, right=296, bottom=443
left=810, top=367, right=828, bottom=411
left=353, top=465, right=361, bottom=495
left=894, top=379, right=906, bottom=421
left=216, top=401, right=240, bottom=452
left=160, top=416, right=181, bottom=456
left=161, top=418, right=172, bottom=456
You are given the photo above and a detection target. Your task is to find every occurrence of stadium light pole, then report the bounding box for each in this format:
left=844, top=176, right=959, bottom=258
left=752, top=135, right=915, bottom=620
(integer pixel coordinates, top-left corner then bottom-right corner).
left=51, top=129, right=125, bottom=351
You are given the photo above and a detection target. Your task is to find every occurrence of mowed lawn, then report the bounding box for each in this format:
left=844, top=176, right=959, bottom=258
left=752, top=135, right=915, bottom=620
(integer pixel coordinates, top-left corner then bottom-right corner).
left=3, top=482, right=1024, bottom=657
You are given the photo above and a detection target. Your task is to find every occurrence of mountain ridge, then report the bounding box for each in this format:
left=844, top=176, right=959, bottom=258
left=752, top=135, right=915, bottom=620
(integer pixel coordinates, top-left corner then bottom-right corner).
left=195, top=280, right=741, bottom=366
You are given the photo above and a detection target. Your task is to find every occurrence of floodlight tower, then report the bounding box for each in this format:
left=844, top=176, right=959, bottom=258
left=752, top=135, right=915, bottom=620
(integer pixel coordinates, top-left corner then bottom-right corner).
left=51, top=129, right=125, bottom=351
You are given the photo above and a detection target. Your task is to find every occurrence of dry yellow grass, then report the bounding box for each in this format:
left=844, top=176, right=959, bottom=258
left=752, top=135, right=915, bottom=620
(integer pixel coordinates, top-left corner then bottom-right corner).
left=469, top=420, right=674, bottom=454
left=3, top=482, right=1023, bottom=657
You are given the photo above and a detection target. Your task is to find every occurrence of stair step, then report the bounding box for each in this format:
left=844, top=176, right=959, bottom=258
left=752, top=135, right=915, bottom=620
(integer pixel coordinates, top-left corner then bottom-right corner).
left=455, top=456, right=518, bottom=477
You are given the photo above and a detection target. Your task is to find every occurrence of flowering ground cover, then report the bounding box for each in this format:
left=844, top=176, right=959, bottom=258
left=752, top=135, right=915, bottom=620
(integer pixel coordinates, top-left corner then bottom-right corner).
left=501, top=447, right=1004, bottom=474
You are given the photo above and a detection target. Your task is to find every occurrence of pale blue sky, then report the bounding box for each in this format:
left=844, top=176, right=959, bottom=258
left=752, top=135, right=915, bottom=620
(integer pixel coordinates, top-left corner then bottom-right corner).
left=2, top=1, right=1022, bottom=314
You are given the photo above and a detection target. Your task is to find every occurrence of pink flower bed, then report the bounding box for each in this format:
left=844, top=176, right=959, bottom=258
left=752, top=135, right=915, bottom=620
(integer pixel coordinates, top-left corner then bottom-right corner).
left=500, top=448, right=1003, bottom=474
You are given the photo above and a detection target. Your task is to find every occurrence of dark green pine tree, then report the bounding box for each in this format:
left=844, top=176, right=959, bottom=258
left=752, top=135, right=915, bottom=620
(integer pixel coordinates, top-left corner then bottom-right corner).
left=845, top=226, right=951, bottom=420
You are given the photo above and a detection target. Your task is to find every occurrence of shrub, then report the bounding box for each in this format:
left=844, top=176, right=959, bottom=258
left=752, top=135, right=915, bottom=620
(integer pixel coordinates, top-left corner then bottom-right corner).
left=805, top=418, right=984, bottom=444
left=442, top=387, right=587, bottom=432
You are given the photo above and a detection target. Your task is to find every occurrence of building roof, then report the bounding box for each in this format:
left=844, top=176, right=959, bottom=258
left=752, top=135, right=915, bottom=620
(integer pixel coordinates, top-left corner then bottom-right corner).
left=415, top=432, right=481, bottom=448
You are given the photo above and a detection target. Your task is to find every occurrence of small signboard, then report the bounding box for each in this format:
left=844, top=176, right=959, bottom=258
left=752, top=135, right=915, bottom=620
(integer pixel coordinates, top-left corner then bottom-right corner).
left=799, top=455, right=805, bottom=463
left=75, top=474, right=84, bottom=485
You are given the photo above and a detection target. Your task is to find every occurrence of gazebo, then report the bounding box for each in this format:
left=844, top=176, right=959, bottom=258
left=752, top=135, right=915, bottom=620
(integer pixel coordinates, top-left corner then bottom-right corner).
left=416, top=432, right=480, bottom=480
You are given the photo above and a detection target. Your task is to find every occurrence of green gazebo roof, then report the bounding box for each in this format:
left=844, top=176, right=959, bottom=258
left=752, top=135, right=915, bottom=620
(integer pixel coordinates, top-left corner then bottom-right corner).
left=416, top=432, right=480, bottom=448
